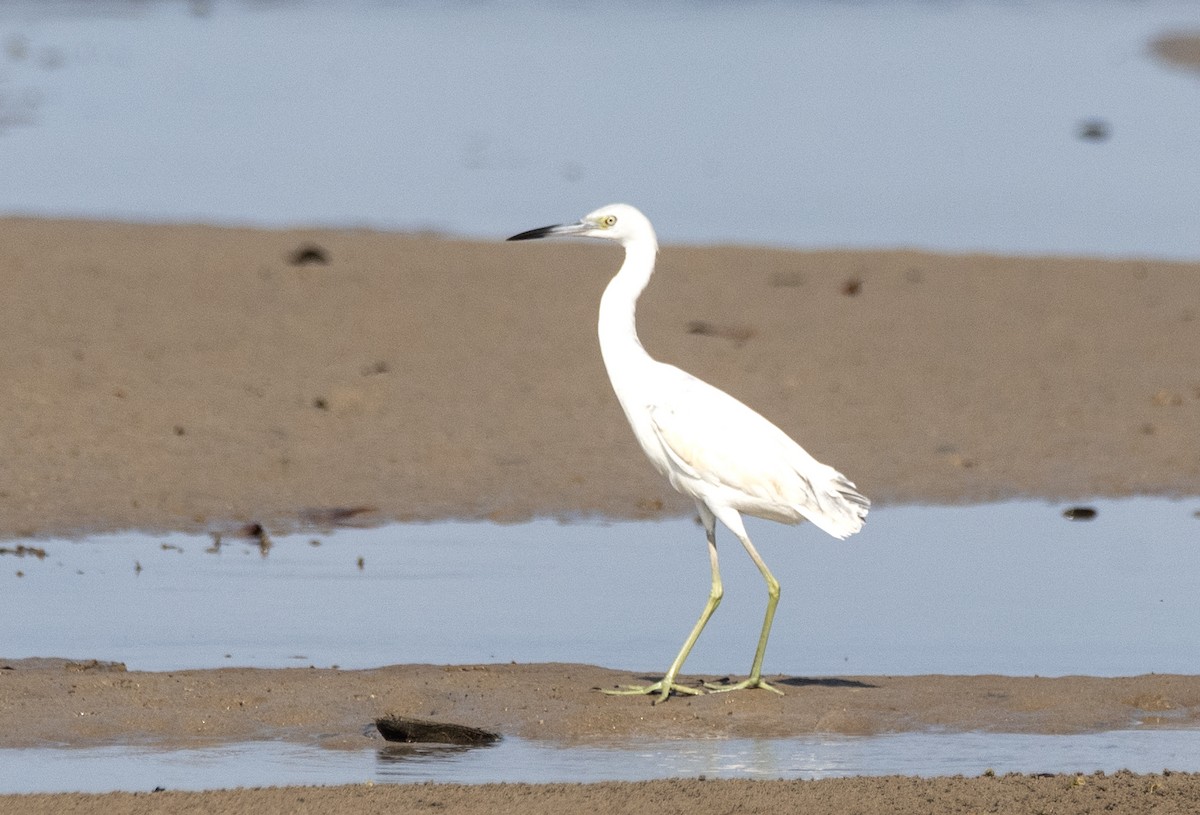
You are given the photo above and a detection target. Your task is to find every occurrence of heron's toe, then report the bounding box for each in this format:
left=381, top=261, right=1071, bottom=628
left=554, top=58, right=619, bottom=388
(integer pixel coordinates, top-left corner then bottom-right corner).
left=704, top=677, right=784, bottom=696
left=601, top=680, right=704, bottom=702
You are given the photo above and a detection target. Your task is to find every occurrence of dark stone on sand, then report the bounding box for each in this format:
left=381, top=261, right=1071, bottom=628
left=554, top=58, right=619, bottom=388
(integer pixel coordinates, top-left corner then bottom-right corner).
left=375, top=715, right=501, bottom=746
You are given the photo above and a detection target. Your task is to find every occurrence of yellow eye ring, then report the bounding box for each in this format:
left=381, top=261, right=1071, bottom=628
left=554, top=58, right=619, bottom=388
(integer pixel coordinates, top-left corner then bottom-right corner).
left=601, top=215, right=618, bottom=228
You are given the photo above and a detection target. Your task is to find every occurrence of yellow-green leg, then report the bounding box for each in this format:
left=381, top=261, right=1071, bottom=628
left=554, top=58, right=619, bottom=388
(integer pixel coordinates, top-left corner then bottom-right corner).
left=706, top=510, right=784, bottom=695
left=604, top=514, right=723, bottom=704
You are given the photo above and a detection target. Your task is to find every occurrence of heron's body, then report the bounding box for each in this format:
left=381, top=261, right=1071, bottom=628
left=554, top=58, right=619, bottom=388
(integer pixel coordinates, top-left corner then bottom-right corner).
left=509, top=204, right=868, bottom=701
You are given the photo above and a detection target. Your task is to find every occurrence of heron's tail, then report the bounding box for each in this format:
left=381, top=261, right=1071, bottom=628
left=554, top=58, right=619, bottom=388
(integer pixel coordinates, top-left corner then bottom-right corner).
left=808, top=472, right=869, bottom=540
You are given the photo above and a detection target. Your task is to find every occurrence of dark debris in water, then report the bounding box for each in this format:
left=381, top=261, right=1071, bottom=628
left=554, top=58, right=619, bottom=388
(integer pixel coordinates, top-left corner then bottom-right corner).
left=0, top=544, right=47, bottom=559
left=1063, top=506, right=1098, bottom=521
left=1077, top=118, right=1111, bottom=142
left=375, top=715, right=500, bottom=746
left=241, top=522, right=272, bottom=556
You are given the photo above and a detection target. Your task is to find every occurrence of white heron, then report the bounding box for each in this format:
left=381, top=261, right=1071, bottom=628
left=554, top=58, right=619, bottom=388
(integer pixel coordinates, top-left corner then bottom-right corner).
left=508, top=204, right=869, bottom=703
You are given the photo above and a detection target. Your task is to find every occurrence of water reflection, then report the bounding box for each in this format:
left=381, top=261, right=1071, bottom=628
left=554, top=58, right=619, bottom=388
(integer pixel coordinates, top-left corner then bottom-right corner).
left=372, top=730, right=1200, bottom=784
left=7, top=728, right=1200, bottom=793
left=377, top=741, right=492, bottom=764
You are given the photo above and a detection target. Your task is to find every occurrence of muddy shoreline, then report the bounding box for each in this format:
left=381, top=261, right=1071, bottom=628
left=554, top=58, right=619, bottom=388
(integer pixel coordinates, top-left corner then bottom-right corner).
left=1, top=219, right=1199, bottom=540
left=3, top=660, right=1200, bottom=750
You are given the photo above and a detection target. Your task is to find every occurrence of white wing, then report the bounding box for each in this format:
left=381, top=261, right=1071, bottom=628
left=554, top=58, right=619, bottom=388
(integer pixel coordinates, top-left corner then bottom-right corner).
left=645, top=366, right=868, bottom=539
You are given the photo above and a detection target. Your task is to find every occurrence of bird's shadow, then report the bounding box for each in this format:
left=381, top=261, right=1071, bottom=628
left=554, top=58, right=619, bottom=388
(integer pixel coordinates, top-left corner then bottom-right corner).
left=776, top=676, right=878, bottom=689
left=608, top=675, right=879, bottom=692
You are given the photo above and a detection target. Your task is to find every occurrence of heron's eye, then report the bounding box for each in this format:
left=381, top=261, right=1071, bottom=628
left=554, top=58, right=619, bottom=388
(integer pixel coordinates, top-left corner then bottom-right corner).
left=601, top=215, right=618, bottom=228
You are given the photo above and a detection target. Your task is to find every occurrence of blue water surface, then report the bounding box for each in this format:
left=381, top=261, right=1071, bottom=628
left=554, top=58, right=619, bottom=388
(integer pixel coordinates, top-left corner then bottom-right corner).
left=0, top=1, right=1198, bottom=258
left=4, top=498, right=1199, bottom=677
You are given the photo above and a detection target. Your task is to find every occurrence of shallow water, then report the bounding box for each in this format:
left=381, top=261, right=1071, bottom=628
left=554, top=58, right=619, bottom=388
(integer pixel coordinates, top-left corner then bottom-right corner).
left=1, top=1, right=1198, bottom=258
left=5, top=729, right=1200, bottom=793
left=4, top=497, right=1200, bottom=794
left=3, top=498, right=1199, bottom=677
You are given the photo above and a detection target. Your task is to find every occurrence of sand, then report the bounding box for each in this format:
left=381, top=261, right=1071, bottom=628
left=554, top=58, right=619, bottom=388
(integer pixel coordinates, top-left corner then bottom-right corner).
left=2, top=217, right=1199, bottom=813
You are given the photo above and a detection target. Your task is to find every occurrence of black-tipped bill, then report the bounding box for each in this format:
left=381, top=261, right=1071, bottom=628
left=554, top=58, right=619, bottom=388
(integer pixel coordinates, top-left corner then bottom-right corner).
left=507, top=224, right=559, bottom=241
left=506, top=221, right=587, bottom=241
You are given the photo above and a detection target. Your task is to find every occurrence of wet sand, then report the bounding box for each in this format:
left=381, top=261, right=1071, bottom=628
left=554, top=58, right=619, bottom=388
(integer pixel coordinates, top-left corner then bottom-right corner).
left=2, top=217, right=1200, bottom=813
left=5, top=772, right=1200, bottom=815
left=4, top=660, right=1200, bottom=748
left=1, top=217, right=1198, bottom=537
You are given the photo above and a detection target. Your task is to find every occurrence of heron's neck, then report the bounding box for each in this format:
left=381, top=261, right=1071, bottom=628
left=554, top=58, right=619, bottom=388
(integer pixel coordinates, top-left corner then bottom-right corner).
left=598, top=240, right=659, bottom=383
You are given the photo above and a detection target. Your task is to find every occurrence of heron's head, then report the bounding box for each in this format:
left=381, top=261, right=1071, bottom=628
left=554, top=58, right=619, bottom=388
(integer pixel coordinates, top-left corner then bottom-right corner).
left=507, top=203, right=657, bottom=250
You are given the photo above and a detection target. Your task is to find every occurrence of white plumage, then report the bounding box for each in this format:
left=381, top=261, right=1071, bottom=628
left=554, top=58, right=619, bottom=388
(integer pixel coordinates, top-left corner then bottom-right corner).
left=509, top=203, right=868, bottom=702
left=644, top=370, right=867, bottom=538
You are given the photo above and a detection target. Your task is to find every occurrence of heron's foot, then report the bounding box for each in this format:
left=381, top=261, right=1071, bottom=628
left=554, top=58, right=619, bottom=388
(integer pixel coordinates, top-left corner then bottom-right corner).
left=602, top=680, right=704, bottom=704
left=704, top=676, right=785, bottom=696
